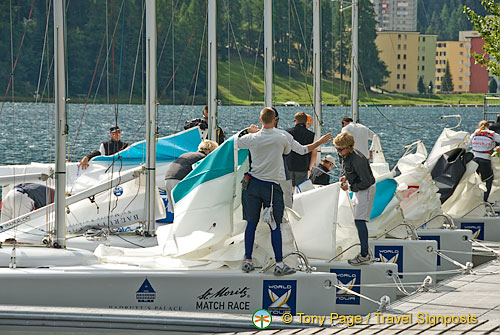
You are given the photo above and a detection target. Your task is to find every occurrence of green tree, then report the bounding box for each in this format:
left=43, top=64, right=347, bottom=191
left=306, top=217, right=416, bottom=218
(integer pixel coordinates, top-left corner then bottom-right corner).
left=357, top=0, right=388, bottom=88
left=464, top=1, right=500, bottom=77
left=489, top=79, right=498, bottom=93
left=417, top=76, right=426, bottom=94
left=441, top=62, right=454, bottom=92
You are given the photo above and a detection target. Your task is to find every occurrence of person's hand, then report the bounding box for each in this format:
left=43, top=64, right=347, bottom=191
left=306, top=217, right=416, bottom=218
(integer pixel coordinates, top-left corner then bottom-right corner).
left=369, top=150, right=373, bottom=160
left=248, top=124, right=259, bottom=133
left=340, top=182, right=348, bottom=191
left=495, top=146, right=500, bottom=153
left=319, top=133, right=333, bottom=145
left=78, top=156, right=89, bottom=170
left=339, top=176, right=346, bottom=183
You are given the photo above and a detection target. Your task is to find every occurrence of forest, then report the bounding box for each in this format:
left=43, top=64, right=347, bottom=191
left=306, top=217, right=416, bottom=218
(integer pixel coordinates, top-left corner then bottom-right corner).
left=0, top=0, right=487, bottom=105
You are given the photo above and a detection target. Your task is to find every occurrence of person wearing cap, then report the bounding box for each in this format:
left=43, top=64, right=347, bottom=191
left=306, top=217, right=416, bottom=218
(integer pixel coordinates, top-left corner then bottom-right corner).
left=184, top=105, right=225, bottom=145
left=310, top=155, right=335, bottom=186
left=341, top=117, right=375, bottom=160
left=78, top=126, right=128, bottom=170
left=334, top=132, right=376, bottom=266
left=286, top=112, right=317, bottom=187
left=164, top=140, right=218, bottom=214
left=1, top=183, right=55, bottom=223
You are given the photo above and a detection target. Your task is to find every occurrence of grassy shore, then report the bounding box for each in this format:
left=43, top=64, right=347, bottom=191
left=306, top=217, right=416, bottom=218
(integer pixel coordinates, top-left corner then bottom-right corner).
left=5, top=58, right=488, bottom=106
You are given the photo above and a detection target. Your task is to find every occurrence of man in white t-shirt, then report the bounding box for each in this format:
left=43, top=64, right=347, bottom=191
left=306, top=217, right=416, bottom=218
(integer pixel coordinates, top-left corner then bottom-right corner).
left=341, top=117, right=375, bottom=160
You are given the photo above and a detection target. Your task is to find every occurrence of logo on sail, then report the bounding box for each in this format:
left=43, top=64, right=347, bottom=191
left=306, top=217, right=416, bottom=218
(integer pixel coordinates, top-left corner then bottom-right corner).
left=375, top=245, right=404, bottom=277
left=136, top=278, right=156, bottom=303
left=262, top=280, right=296, bottom=316
left=331, top=269, right=361, bottom=305
left=460, top=222, right=484, bottom=240
left=113, top=186, right=124, bottom=197
left=419, top=235, right=441, bottom=265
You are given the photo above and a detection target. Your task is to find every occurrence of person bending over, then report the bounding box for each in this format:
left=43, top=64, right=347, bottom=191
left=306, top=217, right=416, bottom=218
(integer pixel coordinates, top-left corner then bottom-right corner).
left=334, top=132, right=376, bottom=265
left=1, top=183, right=54, bottom=223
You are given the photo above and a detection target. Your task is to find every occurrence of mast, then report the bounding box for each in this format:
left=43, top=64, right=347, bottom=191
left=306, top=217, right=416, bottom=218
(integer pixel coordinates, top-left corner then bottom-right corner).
left=53, top=0, right=67, bottom=248
left=208, top=0, right=217, bottom=141
left=313, top=0, right=322, bottom=142
left=144, top=0, right=157, bottom=235
left=264, top=0, right=272, bottom=107
left=350, top=0, right=359, bottom=122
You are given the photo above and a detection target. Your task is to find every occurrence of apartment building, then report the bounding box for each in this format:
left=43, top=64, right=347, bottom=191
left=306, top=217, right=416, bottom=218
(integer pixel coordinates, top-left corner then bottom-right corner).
left=418, top=34, right=437, bottom=91
left=434, top=31, right=488, bottom=93
left=375, top=31, right=419, bottom=93
left=371, top=0, right=418, bottom=32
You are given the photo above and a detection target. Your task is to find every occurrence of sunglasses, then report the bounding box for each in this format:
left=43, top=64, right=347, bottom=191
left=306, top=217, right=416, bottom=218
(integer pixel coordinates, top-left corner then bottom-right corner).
left=111, top=130, right=121, bottom=134
left=336, top=147, right=345, bottom=152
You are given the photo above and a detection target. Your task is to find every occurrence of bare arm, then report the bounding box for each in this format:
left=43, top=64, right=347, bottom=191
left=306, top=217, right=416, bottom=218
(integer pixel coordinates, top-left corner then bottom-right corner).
left=306, top=133, right=333, bottom=152
left=309, top=149, right=317, bottom=171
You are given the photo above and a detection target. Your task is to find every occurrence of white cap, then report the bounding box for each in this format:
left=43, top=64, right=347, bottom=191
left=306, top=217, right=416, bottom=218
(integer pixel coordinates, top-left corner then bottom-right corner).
left=324, top=155, right=336, bottom=165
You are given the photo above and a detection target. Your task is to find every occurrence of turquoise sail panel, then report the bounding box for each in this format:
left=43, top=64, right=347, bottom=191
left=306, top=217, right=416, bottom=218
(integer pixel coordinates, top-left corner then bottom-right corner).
left=93, top=127, right=201, bottom=165
left=173, top=135, right=248, bottom=203
left=370, top=178, right=397, bottom=219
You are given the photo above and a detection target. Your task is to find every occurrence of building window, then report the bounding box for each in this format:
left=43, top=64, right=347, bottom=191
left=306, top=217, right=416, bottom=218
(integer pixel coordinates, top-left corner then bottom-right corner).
left=435, top=77, right=439, bottom=81
left=403, top=54, right=407, bottom=60
left=403, top=74, right=406, bottom=79
left=403, top=44, right=407, bottom=50
left=459, top=60, right=463, bottom=65
left=422, top=56, right=425, bottom=61
left=459, top=77, right=463, bottom=81
left=459, top=68, right=463, bottom=72
left=403, top=64, right=406, bottom=70
left=398, top=54, right=401, bottom=60
left=437, top=85, right=441, bottom=90
left=397, top=84, right=400, bottom=89
left=422, top=65, right=425, bottom=71
left=422, top=47, right=425, bottom=52
left=398, top=44, right=401, bottom=50
left=436, top=52, right=439, bottom=57
left=459, top=52, right=463, bottom=56
left=403, top=84, right=406, bottom=89
left=459, top=85, right=462, bottom=89
left=397, top=74, right=400, bottom=79
left=437, top=69, right=441, bottom=73
left=397, top=64, right=401, bottom=69
left=398, top=34, right=401, bottom=40
left=423, top=37, right=426, bottom=42
left=436, top=60, right=438, bottom=64
left=460, top=43, right=463, bottom=47
left=404, top=34, right=407, bottom=40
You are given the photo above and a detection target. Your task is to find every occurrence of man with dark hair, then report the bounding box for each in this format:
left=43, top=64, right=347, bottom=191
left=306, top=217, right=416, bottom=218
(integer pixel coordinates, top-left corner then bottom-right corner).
left=286, top=112, right=316, bottom=186
left=238, top=107, right=295, bottom=276
left=341, top=117, right=375, bottom=160
left=1, top=183, right=55, bottom=223
left=184, top=105, right=225, bottom=144
left=310, top=155, right=335, bottom=185
left=78, top=126, right=128, bottom=170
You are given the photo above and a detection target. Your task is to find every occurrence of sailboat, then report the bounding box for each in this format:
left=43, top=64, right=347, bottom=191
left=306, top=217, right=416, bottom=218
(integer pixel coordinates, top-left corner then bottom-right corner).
left=0, top=0, right=339, bottom=317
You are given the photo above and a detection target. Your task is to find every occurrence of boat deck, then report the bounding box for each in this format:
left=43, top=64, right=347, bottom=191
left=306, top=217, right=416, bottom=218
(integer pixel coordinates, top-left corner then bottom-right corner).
left=1, top=261, right=499, bottom=334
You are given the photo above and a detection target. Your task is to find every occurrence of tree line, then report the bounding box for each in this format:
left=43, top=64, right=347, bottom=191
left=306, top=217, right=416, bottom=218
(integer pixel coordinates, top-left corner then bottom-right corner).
left=0, top=0, right=480, bottom=105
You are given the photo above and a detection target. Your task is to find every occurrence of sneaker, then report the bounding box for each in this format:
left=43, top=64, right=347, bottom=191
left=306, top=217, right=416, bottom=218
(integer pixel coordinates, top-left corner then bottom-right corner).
left=274, top=263, right=296, bottom=276
left=348, top=254, right=371, bottom=266
left=242, top=261, right=254, bottom=273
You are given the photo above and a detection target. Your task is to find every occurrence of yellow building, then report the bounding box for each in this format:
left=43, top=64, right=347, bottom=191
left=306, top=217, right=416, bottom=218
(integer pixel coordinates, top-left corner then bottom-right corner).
left=435, top=41, right=469, bottom=92
left=375, top=31, right=420, bottom=93
left=417, top=35, right=437, bottom=92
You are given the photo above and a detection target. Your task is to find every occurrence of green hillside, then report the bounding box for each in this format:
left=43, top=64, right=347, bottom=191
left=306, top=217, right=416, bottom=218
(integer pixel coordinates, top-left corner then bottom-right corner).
left=217, top=58, right=485, bottom=106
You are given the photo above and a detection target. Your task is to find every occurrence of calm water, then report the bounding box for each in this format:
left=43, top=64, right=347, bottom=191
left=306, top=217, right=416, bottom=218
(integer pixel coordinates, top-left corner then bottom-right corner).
left=0, top=102, right=494, bottom=168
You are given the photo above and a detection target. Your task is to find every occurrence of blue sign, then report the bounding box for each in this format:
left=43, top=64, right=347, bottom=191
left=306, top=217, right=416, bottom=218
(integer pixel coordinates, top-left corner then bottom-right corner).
left=331, top=268, right=361, bottom=305
left=136, top=278, right=156, bottom=303
left=460, top=222, right=484, bottom=240
left=375, top=245, right=404, bottom=278
left=420, top=235, right=441, bottom=266
left=113, top=186, right=124, bottom=197
left=262, top=280, right=297, bottom=316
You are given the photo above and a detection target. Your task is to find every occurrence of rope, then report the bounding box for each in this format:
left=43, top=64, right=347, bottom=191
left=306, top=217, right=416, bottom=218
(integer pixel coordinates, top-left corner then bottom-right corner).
left=0, top=0, right=35, bottom=117
left=128, top=1, right=145, bottom=104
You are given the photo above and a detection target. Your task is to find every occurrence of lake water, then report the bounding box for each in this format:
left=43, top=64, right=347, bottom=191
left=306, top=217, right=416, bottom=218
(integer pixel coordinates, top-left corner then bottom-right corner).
left=0, top=102, right=494, bottom=168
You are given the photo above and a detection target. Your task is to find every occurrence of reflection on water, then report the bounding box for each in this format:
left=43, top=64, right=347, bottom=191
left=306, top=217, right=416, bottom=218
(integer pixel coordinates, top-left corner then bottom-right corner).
left=0, top=102, right=487, bottom=168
